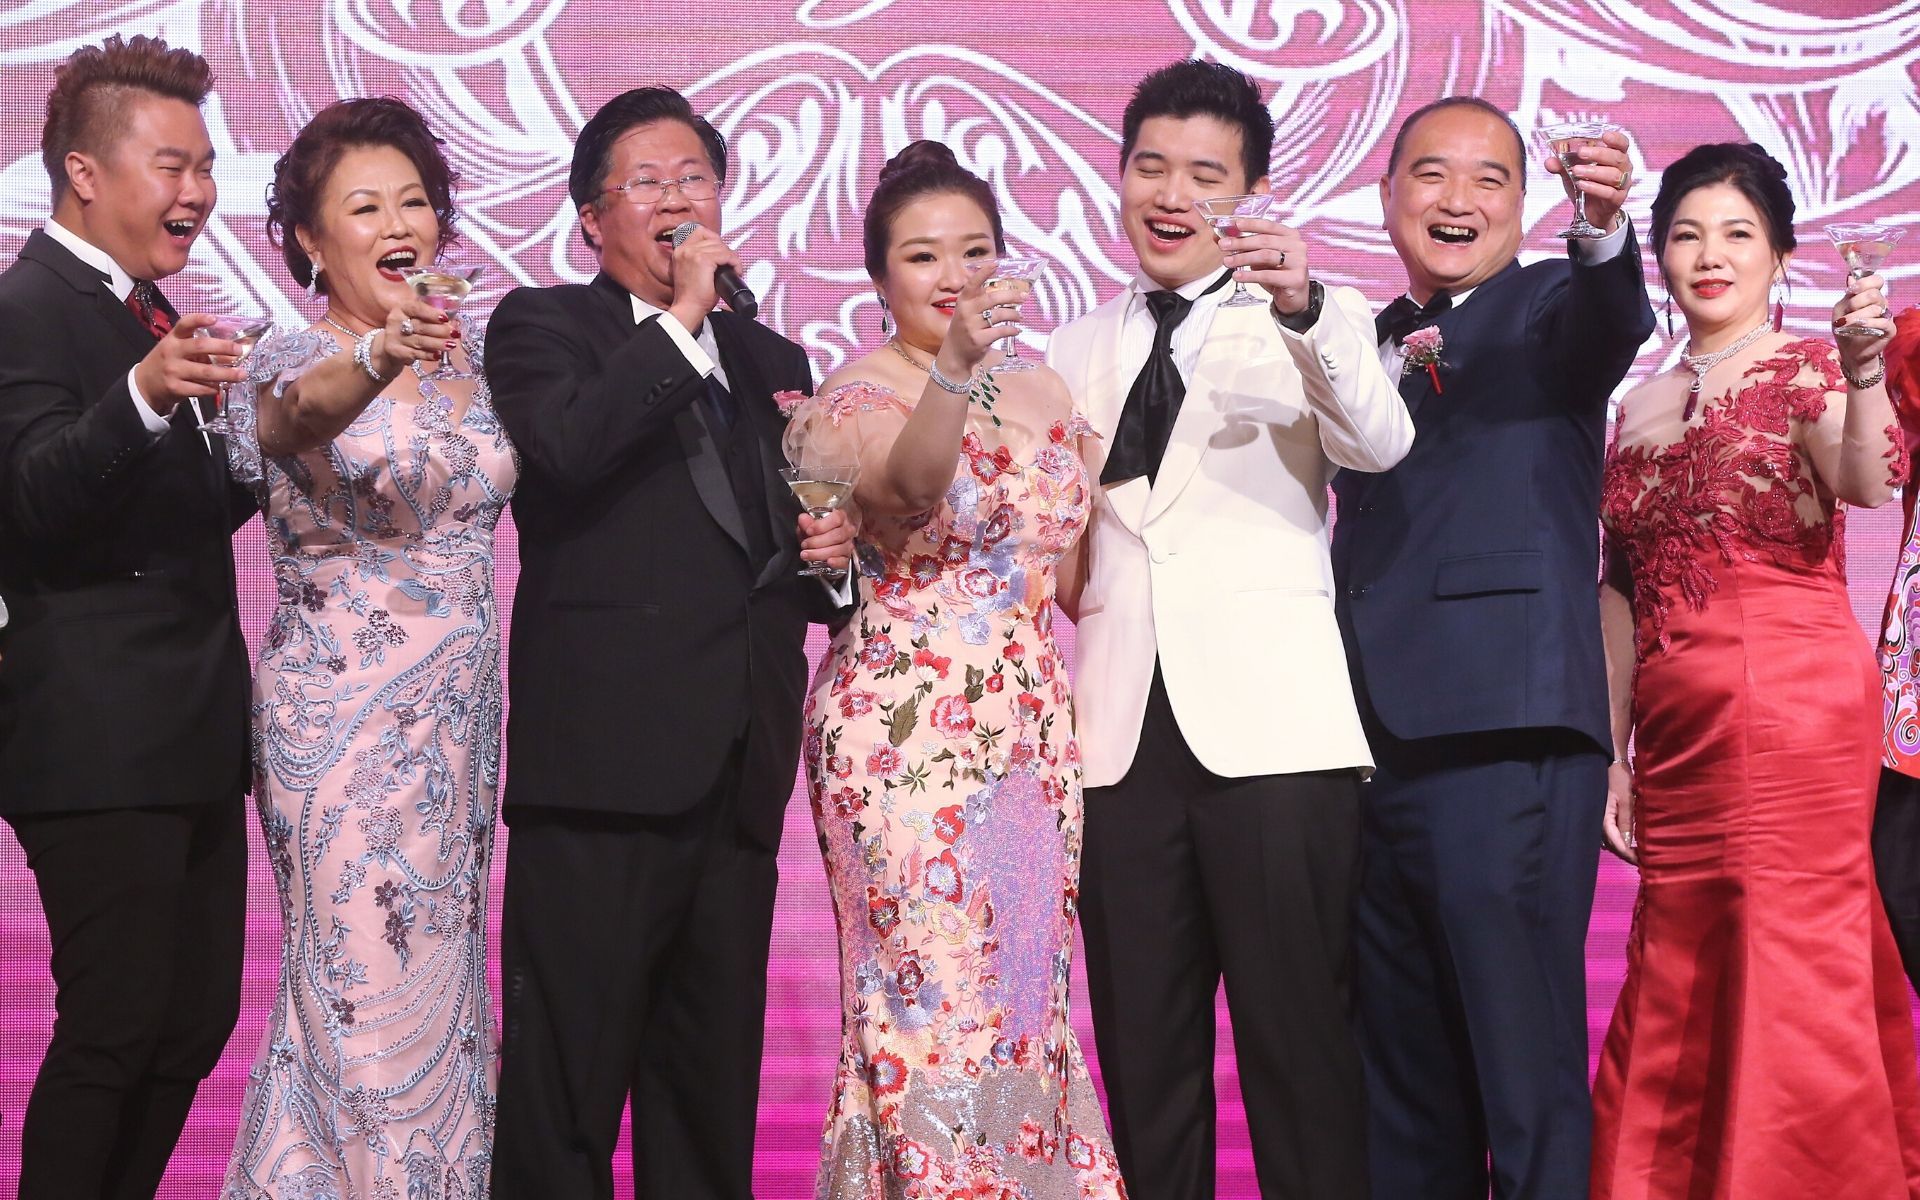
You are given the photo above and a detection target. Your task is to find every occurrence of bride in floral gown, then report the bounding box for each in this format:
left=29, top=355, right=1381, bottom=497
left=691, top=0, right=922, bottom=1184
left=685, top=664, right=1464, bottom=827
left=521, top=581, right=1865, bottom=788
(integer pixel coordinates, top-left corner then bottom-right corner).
left=785, top=141, right=1125, bottom=1200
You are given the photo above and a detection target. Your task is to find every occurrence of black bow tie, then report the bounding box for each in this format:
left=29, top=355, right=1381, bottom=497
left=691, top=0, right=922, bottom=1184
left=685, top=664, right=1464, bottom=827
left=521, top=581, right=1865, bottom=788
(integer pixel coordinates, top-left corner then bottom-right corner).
left=1375, top=291, right=1451, bottom=347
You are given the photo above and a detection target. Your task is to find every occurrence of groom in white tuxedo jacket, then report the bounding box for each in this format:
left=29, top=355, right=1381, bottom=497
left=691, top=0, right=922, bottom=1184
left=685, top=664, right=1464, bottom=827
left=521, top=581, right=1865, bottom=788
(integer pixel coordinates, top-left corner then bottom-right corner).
left=1048, top=61, right=1411, bottom=1199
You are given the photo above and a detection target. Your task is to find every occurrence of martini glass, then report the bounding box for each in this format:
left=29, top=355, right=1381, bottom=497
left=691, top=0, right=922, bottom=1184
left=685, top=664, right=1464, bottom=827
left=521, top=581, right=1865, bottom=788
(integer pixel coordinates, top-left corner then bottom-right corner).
left=399, top=259, right=483, bottom=379
left=984, top=256, right=1047, bottom=375
left=1826, top=223, right=1906, bottom=340
left=1195, top=194, right=1281, bottom=307
left=1536, top=120, right=1623, bottom=239
left=192, top=312, right=274, bottom=434
left=781, top=463, right=860, bottom=578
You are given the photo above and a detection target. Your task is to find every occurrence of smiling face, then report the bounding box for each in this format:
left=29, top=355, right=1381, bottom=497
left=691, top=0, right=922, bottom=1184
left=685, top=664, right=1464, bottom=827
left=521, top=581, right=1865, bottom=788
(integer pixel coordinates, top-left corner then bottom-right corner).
left=1380, top=104, right=1526, bottom=302
left=60, top=93, right=215, bottom=281
left=1121, top=114, right=1266, bottom=290
left=1662, top=181, right=1784, bottom=342
left=874, top=189, right=998, bottom=356
left=579, top=118, right=722, bottom=308
left=296, top=143, right=442, bottom=329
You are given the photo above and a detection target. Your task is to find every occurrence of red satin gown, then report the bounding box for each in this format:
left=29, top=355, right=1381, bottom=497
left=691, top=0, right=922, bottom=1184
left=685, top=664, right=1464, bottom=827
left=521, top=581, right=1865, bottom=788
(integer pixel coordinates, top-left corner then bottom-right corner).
left=1592, top=339, right=1920, bottom=1199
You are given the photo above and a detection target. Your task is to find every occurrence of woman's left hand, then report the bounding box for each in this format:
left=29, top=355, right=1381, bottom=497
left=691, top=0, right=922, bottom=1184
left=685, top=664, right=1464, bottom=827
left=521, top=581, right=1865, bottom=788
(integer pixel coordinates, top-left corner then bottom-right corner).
left=799, top=508, right=857, bottom=571
left=1834, top=271, right=1895, bottom=376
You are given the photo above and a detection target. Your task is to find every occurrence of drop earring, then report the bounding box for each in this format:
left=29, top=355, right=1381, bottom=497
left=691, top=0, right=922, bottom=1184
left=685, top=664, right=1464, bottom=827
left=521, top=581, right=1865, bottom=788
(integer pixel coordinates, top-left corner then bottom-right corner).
left=1771, top=279, right=1785, bottom=332
left=305, top=267, right=320, bottom=301
left=1664, top=292, right=1674, bottom=337
left=878, top=298, right=891, bottom=337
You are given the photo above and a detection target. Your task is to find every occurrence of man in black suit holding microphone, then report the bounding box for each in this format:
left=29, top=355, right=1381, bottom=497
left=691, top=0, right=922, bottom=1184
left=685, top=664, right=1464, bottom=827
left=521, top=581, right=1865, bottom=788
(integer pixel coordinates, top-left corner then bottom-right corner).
left=486, top=85, right=853, bottom=1199
left=0, top=34, right=254, bottom=1200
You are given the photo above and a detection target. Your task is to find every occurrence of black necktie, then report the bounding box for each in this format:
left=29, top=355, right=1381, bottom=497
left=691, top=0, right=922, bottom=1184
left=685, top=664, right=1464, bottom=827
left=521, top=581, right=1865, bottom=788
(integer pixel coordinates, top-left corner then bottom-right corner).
left=1101, top=271, right=1232, bottom=486
left=1375, top=291, right=1451, bottom=347
left=705, top=372, right=773, bottom=566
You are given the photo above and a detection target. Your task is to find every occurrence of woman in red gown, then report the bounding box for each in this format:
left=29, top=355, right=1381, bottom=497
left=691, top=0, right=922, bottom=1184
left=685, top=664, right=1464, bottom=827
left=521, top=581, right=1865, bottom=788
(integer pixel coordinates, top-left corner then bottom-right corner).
left=1593, top=141, right=1920, bottom=1198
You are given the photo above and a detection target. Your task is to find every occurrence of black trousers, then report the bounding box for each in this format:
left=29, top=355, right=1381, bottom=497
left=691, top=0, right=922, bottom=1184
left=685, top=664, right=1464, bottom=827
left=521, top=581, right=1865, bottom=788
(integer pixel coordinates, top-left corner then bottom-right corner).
left=4, top=801, right=246, bottom=1200
left=491, top=759, right=782, bottom=1200
left=1080, top=667, right=1368, bottom=1200
left=1875, top=768, right=1920, bottom=989
left=1355, top=724, right=1605, bottom=1200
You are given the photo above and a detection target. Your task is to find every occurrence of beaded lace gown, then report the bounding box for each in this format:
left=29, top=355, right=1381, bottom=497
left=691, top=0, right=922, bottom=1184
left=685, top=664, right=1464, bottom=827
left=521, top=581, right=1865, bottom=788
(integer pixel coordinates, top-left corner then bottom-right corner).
left=220, top=319, right=516, bottom=1200
left=1591, top=338, right=1920, bottom=1198
left=785, top=378, right=1127, bottom=1200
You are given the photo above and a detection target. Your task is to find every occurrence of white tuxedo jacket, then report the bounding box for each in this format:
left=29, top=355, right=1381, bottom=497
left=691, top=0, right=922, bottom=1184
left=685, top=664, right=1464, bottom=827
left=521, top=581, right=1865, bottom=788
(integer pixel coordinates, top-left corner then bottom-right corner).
left=1049, top=283, right=1412, bottom=787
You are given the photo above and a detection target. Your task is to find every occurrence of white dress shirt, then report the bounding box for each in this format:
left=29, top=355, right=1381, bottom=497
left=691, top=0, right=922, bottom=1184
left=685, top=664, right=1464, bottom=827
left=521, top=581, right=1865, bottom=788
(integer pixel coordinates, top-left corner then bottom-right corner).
left=1116, top=269, right=1238, bottom=388
left=1376, top=220, right=1631, bottom=378
left=42, top=219, right=171, bottom=435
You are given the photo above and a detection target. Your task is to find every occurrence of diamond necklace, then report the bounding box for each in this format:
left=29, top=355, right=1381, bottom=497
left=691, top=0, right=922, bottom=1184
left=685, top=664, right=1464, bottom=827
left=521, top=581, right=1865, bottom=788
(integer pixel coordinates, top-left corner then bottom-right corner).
left=1680, top=319, right=1772, bottom=421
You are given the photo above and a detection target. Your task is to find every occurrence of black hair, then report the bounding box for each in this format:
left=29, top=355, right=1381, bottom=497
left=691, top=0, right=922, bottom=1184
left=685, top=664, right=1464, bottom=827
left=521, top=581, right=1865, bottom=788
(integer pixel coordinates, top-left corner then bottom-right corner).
left=1650, top=142, right=1797, bottom=270
left=570, top=86, right=728, bottom=250
left=862, top=140, right=1005, bottom=280
left=1120, top=59, right=1273, bottom=186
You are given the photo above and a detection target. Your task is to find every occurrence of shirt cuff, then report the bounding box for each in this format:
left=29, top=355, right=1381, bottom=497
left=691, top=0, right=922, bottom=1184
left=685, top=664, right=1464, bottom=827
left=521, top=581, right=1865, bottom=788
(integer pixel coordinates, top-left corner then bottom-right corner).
left=654, top=313, right=715, bottom=378
left=1570, top=217, right=1630, bottom=265
left=820, top=558, right=857, bottom=607
left=127, top=369, right=171, bottom=435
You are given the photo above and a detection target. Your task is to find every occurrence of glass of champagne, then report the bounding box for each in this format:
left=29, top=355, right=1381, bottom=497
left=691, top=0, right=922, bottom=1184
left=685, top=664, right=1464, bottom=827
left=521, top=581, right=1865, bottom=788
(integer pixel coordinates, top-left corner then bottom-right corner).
left=191, top=312, right=274, bottom=434
left=1194, top=193, right=1281, bottom=307
left=984, top=255, right=1047, bottom=375
left=1826, top=222, right=1906, bottom=340
left=1537, top=120, right=1623, bottom=240
left=780, top=464, right=860, bottom=578
left=398, top=259, right=484, bottom=380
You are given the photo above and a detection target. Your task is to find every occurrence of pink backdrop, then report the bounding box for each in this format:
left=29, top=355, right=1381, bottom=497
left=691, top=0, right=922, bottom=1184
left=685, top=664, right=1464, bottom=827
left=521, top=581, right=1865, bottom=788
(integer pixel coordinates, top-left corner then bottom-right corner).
left=4, top=2, right=1920, bottom=1195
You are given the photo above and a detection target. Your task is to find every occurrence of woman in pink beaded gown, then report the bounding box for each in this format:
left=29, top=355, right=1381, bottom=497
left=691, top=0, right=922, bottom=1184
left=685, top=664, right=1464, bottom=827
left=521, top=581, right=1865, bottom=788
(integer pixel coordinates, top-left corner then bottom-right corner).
left=1592, top=142, right=1920, bottom=1198
left=784, top=142, right=1126, bottom=1199
left=220, top=100, right=514, bottom=1200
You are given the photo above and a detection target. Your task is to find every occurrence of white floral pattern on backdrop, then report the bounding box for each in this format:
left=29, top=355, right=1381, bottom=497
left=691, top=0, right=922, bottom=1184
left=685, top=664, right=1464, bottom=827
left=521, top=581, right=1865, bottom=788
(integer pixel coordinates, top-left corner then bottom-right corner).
left=2, top=1, right=1918, bottom=1194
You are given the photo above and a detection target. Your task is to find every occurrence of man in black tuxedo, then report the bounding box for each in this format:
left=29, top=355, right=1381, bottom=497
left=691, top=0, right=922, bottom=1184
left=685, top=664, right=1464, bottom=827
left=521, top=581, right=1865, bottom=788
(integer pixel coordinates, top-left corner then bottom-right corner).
left=0, top=35, right=253, bottom=1200
left=1331, top=97, right=1653, bottom=1199
left=485, top=86, right=853, bottom=1199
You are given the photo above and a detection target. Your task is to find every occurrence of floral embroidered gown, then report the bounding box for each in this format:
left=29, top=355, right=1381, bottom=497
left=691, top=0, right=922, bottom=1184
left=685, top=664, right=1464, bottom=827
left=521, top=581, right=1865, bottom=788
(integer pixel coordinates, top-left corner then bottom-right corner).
left=786, top=379, right=1127, bottom=1200
left=220, top=319, right=516, bottom=1200
left=1591, top=339, right=1920, bottom=1198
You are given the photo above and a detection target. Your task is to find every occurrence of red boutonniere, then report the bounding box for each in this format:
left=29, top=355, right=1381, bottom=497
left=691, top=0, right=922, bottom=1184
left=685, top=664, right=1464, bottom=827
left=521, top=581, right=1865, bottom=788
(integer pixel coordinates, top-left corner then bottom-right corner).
left=772, top=389, right=808, bottom=417
left=1401, top=327, right=1445, bottom=394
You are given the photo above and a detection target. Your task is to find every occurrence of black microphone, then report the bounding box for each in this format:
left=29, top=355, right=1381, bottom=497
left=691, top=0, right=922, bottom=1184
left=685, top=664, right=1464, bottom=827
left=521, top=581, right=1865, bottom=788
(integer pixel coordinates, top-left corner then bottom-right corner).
left=670, top=221, right=758, bottom=321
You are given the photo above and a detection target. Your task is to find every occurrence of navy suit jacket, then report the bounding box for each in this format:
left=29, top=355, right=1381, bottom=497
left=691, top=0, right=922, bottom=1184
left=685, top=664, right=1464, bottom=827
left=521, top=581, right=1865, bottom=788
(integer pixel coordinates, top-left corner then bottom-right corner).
left=1332, top=232, right=1654, bottom=750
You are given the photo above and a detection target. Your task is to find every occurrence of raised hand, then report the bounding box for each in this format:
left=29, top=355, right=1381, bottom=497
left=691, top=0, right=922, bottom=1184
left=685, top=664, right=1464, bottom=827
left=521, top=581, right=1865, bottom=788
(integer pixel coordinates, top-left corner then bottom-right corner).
left=132, top=313, right=246, bottom=414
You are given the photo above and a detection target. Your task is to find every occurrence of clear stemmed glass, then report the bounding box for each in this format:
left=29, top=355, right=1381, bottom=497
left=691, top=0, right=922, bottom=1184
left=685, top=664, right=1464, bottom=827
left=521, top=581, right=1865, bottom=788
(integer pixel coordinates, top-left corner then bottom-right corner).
left=1194, top=194, right=1281, bottom=307
left=780, top=463, right=860, bottom=578
left=1536, top=120, right=1623, bottom=240
left=984, top=255, right=1047, bottom=375
left=192, top=313, right=274, bottom=434
left=1826, top=223, right=1906, bottom=340
left=398, top=259, right=484, bottom=380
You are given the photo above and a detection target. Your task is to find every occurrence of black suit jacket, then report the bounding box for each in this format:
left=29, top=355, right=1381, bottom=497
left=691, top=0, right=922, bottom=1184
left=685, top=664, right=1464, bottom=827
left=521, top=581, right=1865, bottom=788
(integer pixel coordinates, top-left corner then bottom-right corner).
left=486, top=272, right=833, bottom=841
left=1332, top=232, right=1655, bottom=750
left=0, top=229, right=253, bottom=816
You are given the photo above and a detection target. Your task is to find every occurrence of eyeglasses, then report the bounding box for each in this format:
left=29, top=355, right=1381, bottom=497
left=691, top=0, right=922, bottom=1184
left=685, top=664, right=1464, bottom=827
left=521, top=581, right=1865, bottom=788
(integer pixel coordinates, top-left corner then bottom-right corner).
left=601, top=173, right=718, bottom=205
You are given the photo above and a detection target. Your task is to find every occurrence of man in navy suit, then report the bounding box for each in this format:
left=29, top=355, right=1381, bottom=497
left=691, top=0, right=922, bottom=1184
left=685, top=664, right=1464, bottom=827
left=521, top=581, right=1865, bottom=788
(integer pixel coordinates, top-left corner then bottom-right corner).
left=1331, top=96, right=1653, bottom=1199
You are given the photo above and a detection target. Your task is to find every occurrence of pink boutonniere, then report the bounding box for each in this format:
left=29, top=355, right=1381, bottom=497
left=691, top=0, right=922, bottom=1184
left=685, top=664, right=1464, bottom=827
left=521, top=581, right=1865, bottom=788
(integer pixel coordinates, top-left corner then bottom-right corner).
left=772, top=389, right=808, bottom=417
left=1401, top=327, right=1445, bottom=394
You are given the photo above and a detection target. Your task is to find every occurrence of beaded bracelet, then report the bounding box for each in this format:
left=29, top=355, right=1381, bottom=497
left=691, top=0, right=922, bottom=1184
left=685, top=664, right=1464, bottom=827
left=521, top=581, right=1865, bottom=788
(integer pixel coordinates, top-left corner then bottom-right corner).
left=351, top=330, right=390, bottom=384
left=1846, top=356, right=1887, bottom=390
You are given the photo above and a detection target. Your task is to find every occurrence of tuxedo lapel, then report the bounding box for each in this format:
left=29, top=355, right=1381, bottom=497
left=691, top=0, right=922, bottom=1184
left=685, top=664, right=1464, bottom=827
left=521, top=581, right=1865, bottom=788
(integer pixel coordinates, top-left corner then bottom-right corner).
left=1085, top=296, right=1151, bottom=538
left=712, top=316, right=800, bottom=589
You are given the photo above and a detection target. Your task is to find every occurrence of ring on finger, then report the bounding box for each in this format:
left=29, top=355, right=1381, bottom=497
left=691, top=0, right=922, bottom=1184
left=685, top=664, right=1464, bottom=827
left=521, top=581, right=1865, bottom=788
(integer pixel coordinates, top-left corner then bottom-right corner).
left=399, top=317, right=415, bottom=337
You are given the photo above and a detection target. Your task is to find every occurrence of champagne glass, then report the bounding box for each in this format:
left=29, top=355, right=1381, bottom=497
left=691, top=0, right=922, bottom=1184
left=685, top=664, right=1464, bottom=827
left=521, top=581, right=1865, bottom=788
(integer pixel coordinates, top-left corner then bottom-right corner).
left=1826, top=223, right=1906, bottom=340
left=780, top=464, right=860, bottom=578
left=398, top=259, right=484, bottom=380
left=1194, top=194, right=1281, bottom=307
left=191, top=312, right=274, bottom=435
left=1536, top=120, right=1622, bottom=240
left=984, top=255, right=1047, bottom=375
